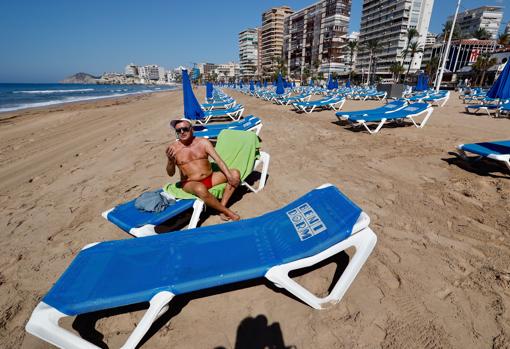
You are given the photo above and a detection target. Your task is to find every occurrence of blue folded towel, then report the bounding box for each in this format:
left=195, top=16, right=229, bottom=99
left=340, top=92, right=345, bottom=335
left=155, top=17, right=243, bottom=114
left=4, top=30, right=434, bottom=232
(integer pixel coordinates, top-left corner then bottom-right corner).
left=135, top=191, right=175, bottom=212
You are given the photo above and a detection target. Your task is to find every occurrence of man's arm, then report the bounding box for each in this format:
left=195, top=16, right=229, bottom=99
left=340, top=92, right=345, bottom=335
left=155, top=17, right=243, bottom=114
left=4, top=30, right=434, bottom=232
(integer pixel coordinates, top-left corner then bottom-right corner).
left=165, top=145, right=176, bottom=177
left=203, top=140, right=239, bottom=186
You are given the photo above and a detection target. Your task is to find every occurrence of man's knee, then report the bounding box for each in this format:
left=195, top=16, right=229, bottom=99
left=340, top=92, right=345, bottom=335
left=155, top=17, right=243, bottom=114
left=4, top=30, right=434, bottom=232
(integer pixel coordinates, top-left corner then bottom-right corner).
left=231, top=168, right=240, bottom=179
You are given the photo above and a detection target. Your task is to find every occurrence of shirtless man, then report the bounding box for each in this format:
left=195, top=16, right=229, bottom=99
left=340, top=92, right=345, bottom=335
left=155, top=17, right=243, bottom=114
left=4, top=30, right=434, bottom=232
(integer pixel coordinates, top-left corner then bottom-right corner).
left=166, top=118, right=241, bottom=221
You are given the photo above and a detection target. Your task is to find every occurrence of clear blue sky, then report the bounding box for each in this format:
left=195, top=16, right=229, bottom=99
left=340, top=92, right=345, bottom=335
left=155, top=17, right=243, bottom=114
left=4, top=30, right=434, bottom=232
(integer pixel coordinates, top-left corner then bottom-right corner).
left=0, top=0, right=508, bottom=83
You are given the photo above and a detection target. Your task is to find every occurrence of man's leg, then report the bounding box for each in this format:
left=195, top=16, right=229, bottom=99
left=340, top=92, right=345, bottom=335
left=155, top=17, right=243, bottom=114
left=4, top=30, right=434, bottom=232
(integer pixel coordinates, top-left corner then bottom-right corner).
left=211, top=169, right=240, bottom=207
left=182, top=181, right=240, bottom=221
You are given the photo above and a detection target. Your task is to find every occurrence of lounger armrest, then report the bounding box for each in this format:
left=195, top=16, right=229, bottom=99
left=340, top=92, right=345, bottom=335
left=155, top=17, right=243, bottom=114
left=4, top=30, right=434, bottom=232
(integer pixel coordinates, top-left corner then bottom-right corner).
left=242, top=151, right=270, bottom=193
left=265, top=226, right=377, bottom=309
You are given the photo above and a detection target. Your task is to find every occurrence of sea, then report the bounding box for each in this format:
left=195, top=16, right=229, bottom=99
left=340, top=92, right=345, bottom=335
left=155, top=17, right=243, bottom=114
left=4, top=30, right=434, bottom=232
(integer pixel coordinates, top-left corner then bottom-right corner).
left=0, top=83, right=179, bottom=113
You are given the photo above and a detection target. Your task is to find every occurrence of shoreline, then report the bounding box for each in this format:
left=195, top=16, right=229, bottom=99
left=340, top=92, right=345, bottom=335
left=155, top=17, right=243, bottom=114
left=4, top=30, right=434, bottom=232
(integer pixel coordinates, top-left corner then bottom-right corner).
left=0, top=89, right=178, bottom=122
left=0, top=87, right=180, bottom=118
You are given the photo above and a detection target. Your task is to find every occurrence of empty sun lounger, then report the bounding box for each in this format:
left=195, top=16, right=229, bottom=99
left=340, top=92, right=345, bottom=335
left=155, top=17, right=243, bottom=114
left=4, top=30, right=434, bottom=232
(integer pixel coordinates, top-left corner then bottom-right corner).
left=193, top=115, right=263, bottom=139
left=336, top=100, right=407, bottom=120
left=423, top=91, right=450, bottom=107
left=103, top=130, right=270, bottom=237
left=347, top=102, right=433, bottom=134
left=199, top=104, right=245, bottom=124
left=292, top=96, right=345, bottom=114
left=26, top=184, right=377, bottom=349
left=457, top=140, right=510, bottom=171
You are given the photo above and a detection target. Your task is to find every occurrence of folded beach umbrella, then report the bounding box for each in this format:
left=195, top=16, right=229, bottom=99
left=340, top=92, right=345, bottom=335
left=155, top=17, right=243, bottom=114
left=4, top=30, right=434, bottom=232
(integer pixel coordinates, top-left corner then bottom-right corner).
left=264, top=81, right=268, bottom=88
left=257, top=81, right=262, bottom=88
left=327, top=76, right=335, bottom=90
left=182, top=69, right=205, bottom=121
left=487, top=61, right=510, bottom=99
left=250, top=80, right=255, bottom=92
left=415, top=73, right=427, bottom=92
left=206, top=82, right=213, bottom=100
left=240, top=81, right=243, bottom=89
left=276, top=73, right=285, bottom=95
left=310, top=78, right=314, bottom=86
left=292, top=81, right=296, bottom=88
left=346, top=79, right=351, bottom=88
left=334, top=79, right=339, bottom=89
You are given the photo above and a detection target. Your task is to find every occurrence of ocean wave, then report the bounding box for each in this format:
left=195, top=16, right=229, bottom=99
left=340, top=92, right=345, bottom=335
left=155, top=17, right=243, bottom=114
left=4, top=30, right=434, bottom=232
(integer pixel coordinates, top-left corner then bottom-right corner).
left=13, top=88, right=95, bottom=94
left=0, top=88, right=176, bottom=113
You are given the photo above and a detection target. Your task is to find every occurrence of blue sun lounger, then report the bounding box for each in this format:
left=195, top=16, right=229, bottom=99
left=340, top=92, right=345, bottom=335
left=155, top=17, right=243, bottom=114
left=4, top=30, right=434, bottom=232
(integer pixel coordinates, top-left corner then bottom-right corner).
left=201, top=99, right=236, bottom=111
left=457, top=140, right=510, bottom=171
left=347, top=102, right=433, bottom=134
left=336, top=99, right=407, bottom=120
left=103, top=130, right=270, bottom=237
left=199, top=104, right=245, bottom=124
left=26, top=184, right=377, bottom=349
left=292, top=95, right=345, bottom=113
left=193, top=115, right=263, bottom=139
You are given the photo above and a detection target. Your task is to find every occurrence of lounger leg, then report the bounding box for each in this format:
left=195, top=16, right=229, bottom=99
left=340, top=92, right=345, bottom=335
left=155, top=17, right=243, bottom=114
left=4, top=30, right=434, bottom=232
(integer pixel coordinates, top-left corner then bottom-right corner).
left=265, top=228, right=377, bottom=309
left=409, top=108, right=433, bottom=128
left=357, top=119, right=386, bottom=134
left=242, top=151, right=270, bottom=193
left=26, top=292, right=175, bottom=349
left=121, top=292, right=175, bottom=349
left=187, top=200, right=204, bottom=229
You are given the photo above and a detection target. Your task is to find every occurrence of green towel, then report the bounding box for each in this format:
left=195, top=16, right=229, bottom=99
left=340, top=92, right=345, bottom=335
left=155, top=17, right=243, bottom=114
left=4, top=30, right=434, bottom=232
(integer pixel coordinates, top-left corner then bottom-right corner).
left=163, top=130, right=260, bottom=199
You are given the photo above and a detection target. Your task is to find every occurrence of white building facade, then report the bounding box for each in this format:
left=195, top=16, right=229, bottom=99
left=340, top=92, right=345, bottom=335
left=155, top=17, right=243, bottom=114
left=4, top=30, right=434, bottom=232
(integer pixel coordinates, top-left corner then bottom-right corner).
left=357, top=0, right=434, bottom=77
left=239, top=28, right=259, bottom=79
left=448, top=6, right=503, bottom=40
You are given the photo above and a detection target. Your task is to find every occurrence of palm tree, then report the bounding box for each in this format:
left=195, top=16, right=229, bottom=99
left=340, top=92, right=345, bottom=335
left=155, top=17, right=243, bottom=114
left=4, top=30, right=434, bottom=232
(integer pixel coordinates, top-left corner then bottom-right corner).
left=347, top=40, right=358, bottom=79
left=402, top=41, right=424, bottom=81
left=441, top=20, right=462, bottom=40
left=472, top=53, right=497, bottom=86
left=472, top=28, right=491, bottom=40
left=401, top=29, right=419, bottom=66
left=497, top=33, right=509, bottom=45
left=363, top=39, right=383, bottom=84
left=425, top=56, right=440, bottom=80
left=389, top=62, right=405, bottom=83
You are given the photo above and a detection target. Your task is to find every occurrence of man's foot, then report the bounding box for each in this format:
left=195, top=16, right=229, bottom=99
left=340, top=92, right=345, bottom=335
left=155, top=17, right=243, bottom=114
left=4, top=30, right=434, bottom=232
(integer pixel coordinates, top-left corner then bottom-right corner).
left=220, top=212, right=240, bottom=221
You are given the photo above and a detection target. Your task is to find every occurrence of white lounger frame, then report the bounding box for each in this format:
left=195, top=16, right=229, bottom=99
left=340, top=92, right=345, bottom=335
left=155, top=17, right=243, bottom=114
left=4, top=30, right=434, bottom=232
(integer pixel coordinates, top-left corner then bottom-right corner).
left=201, top=101, right=236, bottom=111
left=352, top=107, right=433, bottom=134
left=27, top=184, right=377, bottom=348
left=102, top=151, right=270, bottom=238
left=294, top=98, right=345, bottom=114
left=457, top=145, right=510, bottom=171
left=197, top=106, right=245, bottom=124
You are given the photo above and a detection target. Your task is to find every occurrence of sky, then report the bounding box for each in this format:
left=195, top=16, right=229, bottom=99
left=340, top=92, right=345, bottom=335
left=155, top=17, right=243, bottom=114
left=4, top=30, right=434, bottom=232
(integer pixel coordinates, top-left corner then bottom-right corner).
left=0, top=0, right=508, bottom=83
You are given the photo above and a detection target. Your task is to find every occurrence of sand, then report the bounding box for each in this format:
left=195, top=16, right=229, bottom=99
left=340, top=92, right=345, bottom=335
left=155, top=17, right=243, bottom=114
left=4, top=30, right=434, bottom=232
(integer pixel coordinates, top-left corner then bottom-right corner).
left=0, top=89, right=509, bottom=349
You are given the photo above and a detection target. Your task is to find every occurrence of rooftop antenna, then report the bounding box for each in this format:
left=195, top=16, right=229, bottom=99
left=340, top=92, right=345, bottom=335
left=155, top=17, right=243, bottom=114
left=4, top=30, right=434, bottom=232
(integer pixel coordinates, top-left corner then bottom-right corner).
left=435, top=0, right=461, bottom=92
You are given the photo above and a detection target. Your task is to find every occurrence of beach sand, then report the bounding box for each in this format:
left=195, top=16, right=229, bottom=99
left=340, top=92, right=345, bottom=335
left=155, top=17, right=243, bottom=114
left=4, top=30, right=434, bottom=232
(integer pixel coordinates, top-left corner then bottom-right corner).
left=1, top=89, right=509, bottom=348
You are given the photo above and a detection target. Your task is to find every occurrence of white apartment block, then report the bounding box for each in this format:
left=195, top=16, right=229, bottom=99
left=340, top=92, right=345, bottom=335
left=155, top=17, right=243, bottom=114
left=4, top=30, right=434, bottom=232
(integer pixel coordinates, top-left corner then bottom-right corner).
left=158, top=66, right=166, bottom=81
left=138, top=65, right=160, bottom=81
left=506, top=22, right=510, bottom=36
left=124, top=63, right=138, bottom=76
left=215, top=62, right=240, bottom=81
left=448, top=6, right=503, bottom=40
left=239, top=28, right=259, bottom=79
left=283, top=0, right=352, bottom=78
left=357, top=0, right=434, bottom=76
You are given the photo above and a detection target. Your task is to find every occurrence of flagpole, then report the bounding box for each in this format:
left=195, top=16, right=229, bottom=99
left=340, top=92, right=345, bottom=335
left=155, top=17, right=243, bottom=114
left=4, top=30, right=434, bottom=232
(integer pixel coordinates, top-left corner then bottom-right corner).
left=435, top=0, right=461, bottom=92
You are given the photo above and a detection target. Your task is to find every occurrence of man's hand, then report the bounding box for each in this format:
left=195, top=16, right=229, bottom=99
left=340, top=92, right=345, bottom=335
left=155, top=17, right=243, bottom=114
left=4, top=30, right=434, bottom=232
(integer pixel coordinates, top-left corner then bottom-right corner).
left=227, top=173, right=240, bottom=187
left=166, top=146, right=176, bottom=162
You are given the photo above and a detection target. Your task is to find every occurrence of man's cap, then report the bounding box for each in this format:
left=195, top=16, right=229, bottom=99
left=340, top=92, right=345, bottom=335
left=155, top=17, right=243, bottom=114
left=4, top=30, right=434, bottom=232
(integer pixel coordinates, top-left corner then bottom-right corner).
left=170, top=118, right=193, bottom=129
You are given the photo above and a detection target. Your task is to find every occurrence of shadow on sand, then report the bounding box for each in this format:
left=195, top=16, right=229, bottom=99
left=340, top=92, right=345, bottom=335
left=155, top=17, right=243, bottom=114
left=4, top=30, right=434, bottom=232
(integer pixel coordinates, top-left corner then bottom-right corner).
left=443, top=152, right=509, bottom=179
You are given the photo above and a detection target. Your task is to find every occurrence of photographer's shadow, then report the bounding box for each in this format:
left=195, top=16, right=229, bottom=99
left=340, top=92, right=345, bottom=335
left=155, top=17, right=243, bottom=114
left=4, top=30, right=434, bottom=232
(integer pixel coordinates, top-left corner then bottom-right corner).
left=215, top=314, right=296, bottom=349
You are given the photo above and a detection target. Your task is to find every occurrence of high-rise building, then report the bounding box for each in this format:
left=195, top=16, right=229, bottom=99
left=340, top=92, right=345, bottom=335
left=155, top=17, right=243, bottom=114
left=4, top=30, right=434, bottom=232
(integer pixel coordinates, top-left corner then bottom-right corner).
left=215, top=62, right=240, bottom=81
left=260, top=6, right=294, bottom=77
left=448, top=6, right=503, bottom=40
left=357, top=0, right=434, bottom=78
left=283, top=0, right=352, bottom=79
left=239, top=28, right=259, bottom=79
left=505, top=22, right=510, bottom=36
left=138, top=65, right=160, bottom=81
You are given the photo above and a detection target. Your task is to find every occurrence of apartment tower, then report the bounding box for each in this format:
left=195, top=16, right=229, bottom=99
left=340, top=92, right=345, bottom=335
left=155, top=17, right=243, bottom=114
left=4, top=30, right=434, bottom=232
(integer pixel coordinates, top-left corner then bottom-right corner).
left=357, top=0, right=434, bottom=77
left=448, top=6, right=503, bottom=40
left=283, top=0, right=352, bottom=79
left=238, top=28, right=259, bottom=79
left=260, top=6, right=294, bottom=77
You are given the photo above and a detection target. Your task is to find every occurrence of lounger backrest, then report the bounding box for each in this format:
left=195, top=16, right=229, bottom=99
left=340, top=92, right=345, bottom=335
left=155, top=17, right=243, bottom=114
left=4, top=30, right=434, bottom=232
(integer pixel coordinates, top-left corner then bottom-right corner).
left=403, top=103, right=429, bottom=113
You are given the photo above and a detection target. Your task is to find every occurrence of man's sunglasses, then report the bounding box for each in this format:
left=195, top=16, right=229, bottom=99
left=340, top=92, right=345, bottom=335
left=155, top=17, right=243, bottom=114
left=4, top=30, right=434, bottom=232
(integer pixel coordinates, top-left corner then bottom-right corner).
left=175, top=126, right=191, bottom=134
